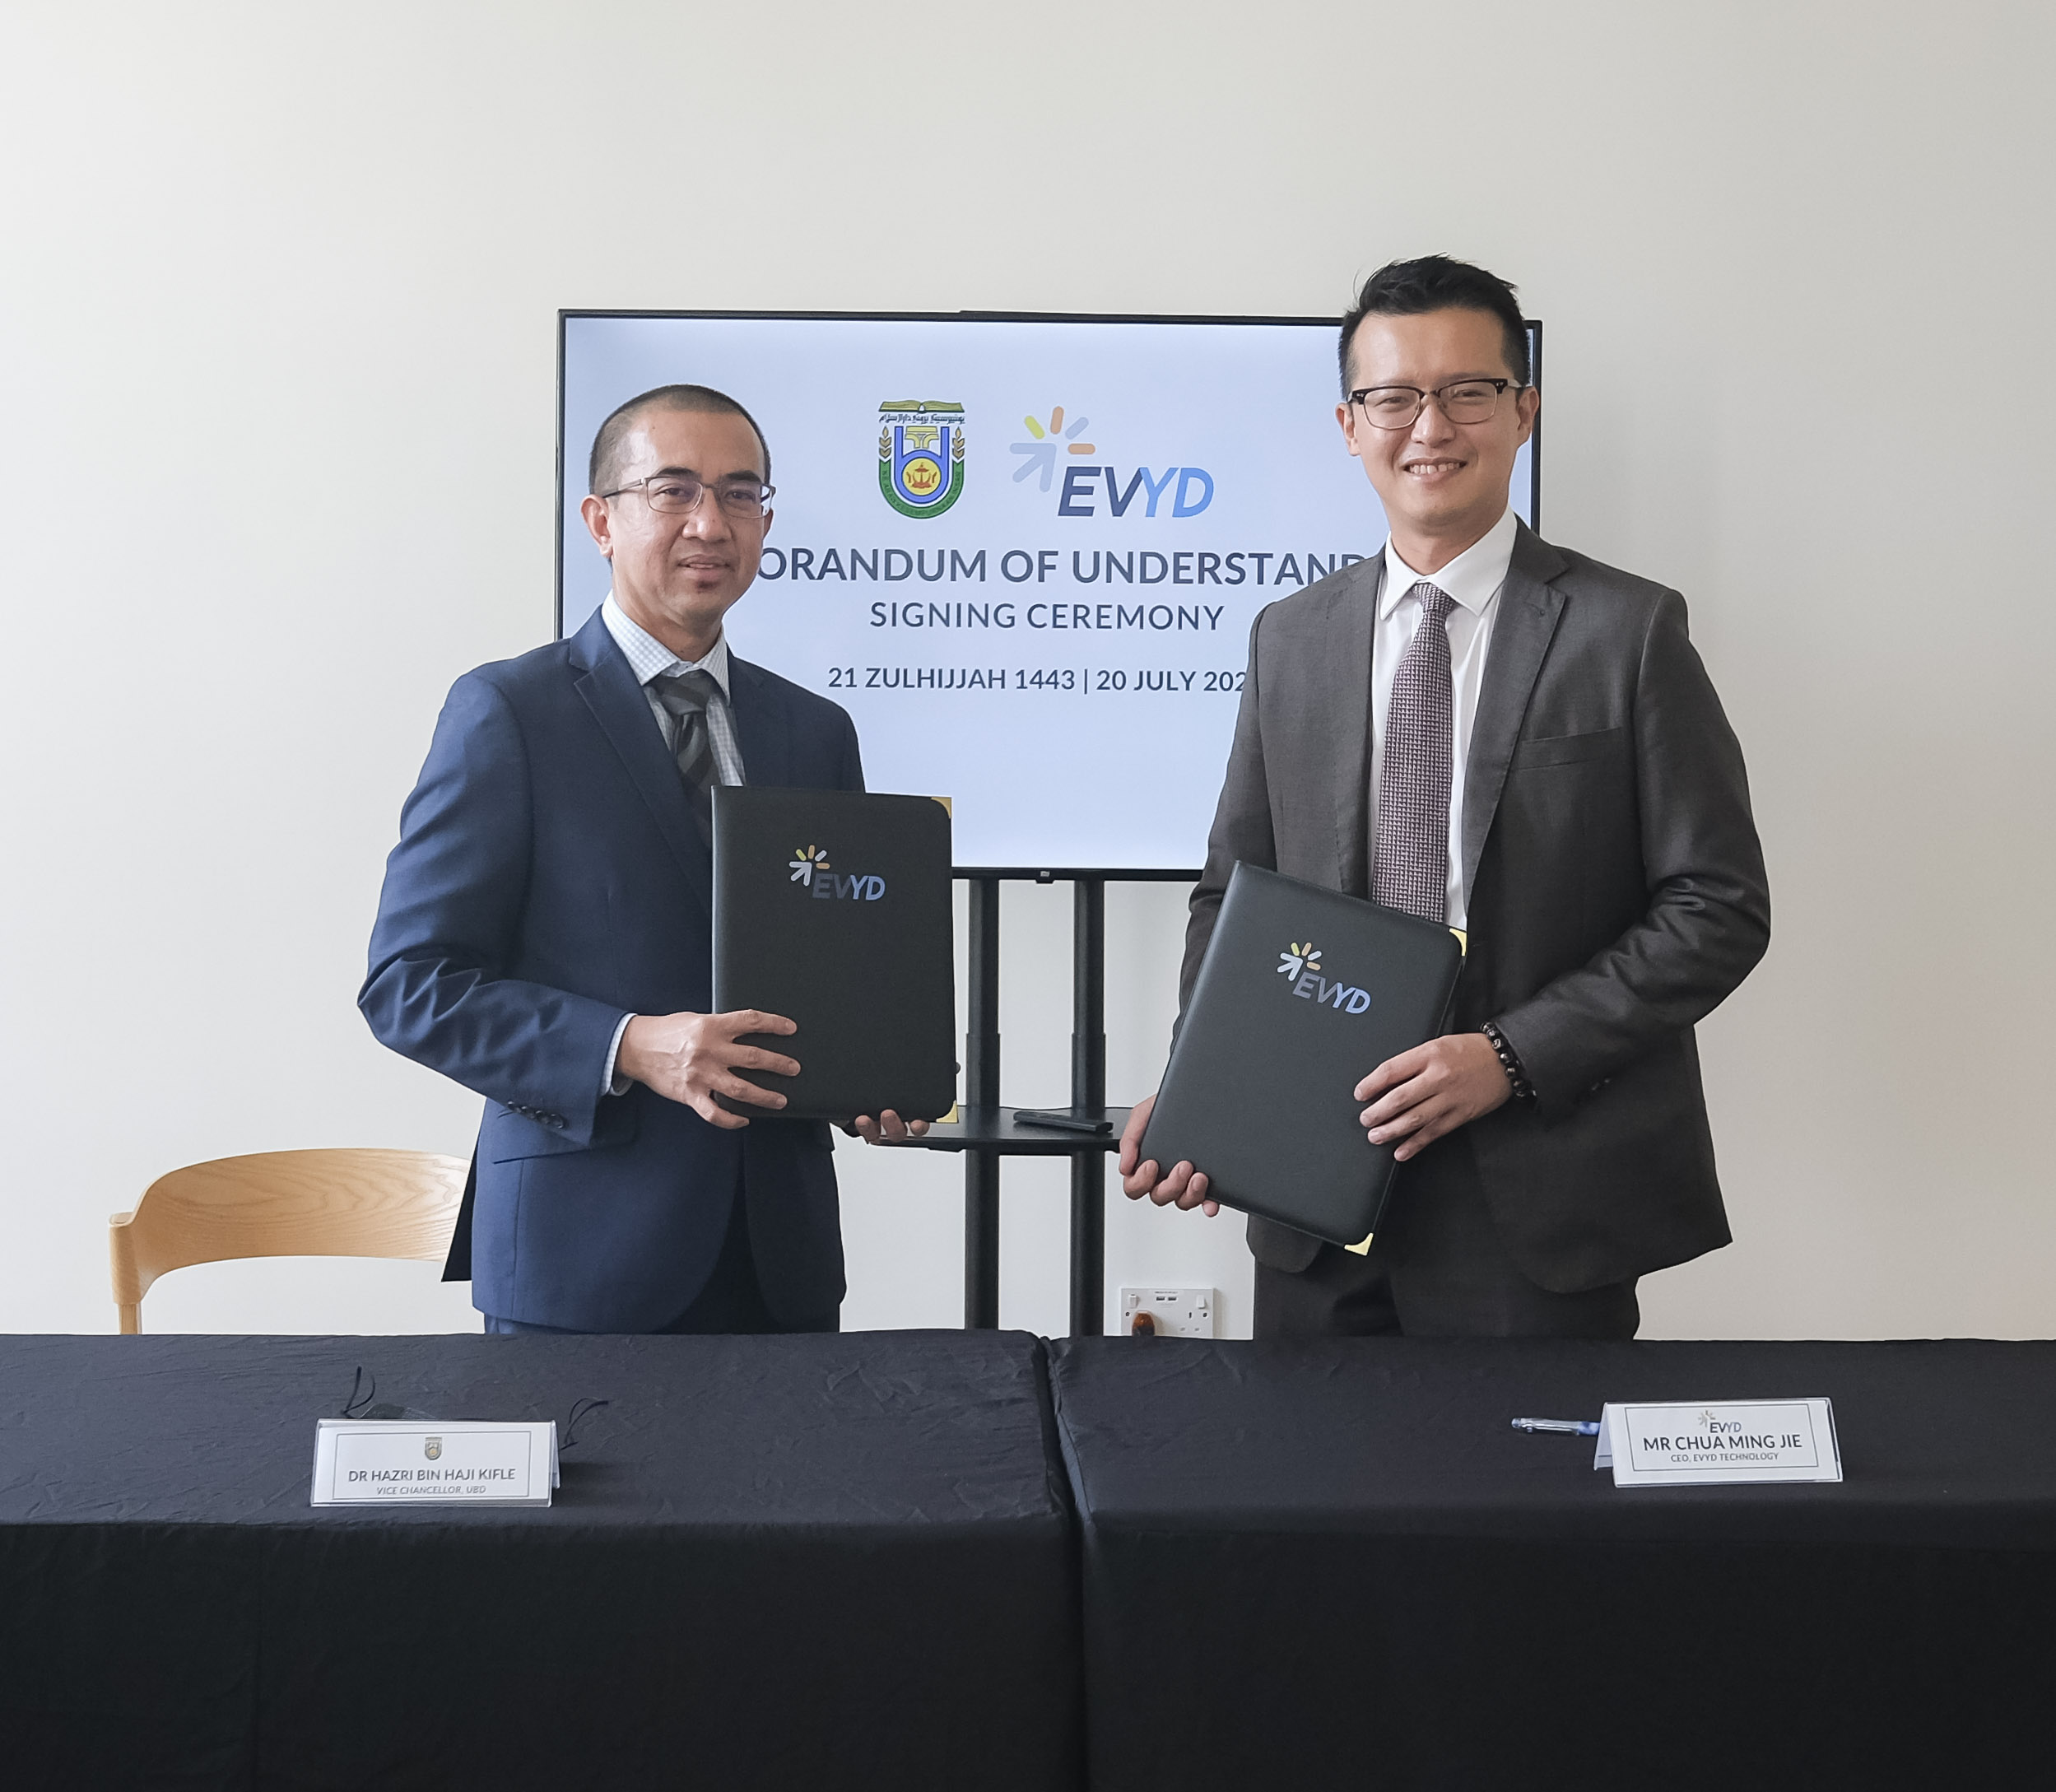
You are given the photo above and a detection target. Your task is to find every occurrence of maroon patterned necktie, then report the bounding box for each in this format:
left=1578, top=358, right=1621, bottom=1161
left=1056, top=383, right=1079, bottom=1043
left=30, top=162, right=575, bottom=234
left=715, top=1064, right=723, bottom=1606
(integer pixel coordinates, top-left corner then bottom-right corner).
left=1374, top=582, right=1455, bottom=921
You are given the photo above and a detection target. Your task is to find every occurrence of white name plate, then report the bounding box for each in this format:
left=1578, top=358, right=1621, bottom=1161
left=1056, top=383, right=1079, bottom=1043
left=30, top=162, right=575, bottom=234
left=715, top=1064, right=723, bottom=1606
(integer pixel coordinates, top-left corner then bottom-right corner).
left=1595, top=1399, right=1841, bottom=1487
left=310, top=1419, right=559, bottom=1508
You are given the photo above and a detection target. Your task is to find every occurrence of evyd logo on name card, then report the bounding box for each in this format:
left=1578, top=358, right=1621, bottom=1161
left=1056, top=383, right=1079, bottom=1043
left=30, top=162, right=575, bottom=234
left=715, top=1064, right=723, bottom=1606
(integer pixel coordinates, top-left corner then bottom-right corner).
left=878, top=400, right=966, bottom=519
left=788, top=844, right=886, bottom=902
left=1276, top=940, right=1370, bottom=1014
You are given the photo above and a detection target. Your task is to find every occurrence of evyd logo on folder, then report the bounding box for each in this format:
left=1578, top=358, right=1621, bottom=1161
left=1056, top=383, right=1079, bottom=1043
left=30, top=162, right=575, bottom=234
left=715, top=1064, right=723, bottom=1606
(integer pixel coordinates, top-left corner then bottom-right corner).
left=788, top=843, right=886, bottom=902
left=1276, top=940, right=1372, bottom=1015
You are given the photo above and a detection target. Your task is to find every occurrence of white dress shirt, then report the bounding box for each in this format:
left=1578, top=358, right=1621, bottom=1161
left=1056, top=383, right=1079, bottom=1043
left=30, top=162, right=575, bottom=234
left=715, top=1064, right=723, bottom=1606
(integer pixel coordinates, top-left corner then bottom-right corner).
left=1369, top=503, right=1519, bottom=931
left=598, top=593, right=749, bottom=1095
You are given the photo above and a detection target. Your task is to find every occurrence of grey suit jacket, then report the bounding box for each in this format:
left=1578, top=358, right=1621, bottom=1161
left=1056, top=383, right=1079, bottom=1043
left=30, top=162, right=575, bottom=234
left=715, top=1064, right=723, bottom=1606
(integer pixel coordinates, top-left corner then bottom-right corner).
left=1182, top=522, right=1770, bottom=1291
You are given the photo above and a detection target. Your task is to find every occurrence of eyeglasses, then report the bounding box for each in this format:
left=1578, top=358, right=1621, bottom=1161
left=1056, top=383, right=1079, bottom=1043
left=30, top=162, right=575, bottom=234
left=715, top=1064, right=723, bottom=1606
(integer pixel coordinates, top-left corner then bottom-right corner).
left=601, top=473, right=775, bottom=518
left=1347, top=379, right=1524, bottom=430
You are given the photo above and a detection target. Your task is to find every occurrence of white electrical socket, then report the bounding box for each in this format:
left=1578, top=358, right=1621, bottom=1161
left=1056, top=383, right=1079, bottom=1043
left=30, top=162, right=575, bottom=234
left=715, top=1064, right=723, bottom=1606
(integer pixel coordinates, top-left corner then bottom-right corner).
left=1119, top=1287, right=1216, bottom=1338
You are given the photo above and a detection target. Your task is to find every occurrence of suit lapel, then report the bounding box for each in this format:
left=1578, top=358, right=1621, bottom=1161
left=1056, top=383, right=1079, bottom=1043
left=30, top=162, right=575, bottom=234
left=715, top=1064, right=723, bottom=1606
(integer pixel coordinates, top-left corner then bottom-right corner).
left=569, top=610, right=713, bottom=909
left=1327, top=556, right=1383, bottom=896
left=1460, top=523, right=1569, bottom=894
left=727, top=656, right=791, bottom=788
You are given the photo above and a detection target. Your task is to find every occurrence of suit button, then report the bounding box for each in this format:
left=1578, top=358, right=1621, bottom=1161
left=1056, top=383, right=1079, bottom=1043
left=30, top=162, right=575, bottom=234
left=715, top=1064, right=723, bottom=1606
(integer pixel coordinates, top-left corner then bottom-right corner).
left=546, top=1114, right=565, bottom=1129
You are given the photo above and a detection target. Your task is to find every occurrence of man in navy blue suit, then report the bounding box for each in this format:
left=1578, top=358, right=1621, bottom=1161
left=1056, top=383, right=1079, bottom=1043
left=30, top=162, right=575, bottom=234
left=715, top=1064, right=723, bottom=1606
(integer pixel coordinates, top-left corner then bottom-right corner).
left=362, top=384, right=920, bottom=1334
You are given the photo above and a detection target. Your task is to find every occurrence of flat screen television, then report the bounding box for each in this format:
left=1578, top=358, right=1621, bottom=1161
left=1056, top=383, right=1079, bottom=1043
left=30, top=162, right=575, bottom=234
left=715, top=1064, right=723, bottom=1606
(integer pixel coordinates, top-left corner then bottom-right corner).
left=558, top=311, right=1540, bottom=875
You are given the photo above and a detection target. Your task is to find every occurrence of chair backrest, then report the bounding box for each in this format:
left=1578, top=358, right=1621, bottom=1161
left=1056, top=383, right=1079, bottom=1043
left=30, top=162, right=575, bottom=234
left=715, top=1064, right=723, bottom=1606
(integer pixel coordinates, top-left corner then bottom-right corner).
left=109, top=1148, right=468, bottom=1334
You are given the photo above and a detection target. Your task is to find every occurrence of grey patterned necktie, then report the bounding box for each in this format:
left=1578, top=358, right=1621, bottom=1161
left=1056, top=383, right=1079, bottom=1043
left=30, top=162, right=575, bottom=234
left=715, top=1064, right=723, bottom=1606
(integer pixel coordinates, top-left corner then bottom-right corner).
left=1375, top=582, right=1456, bottom=921
left=651, top=668, right=722, bottom=845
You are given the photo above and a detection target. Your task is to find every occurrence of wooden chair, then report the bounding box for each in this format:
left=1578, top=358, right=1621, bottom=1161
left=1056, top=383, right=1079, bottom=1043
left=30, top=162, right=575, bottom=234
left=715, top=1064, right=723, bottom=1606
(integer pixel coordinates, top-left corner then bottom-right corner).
left=109, top=1149, right=468, bottom=1334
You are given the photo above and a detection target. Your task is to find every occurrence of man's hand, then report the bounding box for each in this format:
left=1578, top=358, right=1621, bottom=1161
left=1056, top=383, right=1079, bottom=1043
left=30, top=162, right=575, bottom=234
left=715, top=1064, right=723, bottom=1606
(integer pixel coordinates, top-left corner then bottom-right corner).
left=1356, top=1032, right=1512, bottom=1161
left=1116, top=1094, right=1220, bottom=1216
left=616, top=1009, right=800, bottom=1130
left=851, top=1110, right=932, bottom=1144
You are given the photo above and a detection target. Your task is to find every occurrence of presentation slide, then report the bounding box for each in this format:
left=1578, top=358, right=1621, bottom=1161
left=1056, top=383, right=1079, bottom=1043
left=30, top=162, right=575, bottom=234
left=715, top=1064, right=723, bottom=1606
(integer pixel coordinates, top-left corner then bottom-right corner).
left=560, top=313, right=1537, bottom=872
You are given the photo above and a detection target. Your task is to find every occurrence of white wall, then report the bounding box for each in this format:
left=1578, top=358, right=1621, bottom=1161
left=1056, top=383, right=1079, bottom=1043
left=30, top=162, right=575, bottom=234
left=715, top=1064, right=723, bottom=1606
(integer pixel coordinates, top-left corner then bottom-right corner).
left=2, top=2, right=2049, bottom=1339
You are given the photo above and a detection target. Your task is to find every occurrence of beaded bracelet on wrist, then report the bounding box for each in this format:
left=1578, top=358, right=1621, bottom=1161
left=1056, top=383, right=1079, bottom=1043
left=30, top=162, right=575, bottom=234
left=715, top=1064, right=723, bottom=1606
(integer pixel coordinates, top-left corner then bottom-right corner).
left=1481, top=1020, right=1537, bottom=1104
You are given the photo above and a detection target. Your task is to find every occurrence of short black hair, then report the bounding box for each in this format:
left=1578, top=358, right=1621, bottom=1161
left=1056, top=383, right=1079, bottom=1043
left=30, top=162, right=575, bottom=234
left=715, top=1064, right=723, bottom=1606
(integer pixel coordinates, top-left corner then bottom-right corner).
left=1338, top=256, right=1530, bottom=394
left=588, top=384, right=772, bottom=496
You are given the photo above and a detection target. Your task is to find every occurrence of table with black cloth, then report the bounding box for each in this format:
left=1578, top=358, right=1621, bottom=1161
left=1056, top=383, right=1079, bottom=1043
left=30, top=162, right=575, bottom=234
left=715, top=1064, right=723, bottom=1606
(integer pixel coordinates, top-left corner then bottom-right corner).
left=0, top=1331, right=1081, bottom=1792
left=1049, top=1337, right=2056, bottom=1792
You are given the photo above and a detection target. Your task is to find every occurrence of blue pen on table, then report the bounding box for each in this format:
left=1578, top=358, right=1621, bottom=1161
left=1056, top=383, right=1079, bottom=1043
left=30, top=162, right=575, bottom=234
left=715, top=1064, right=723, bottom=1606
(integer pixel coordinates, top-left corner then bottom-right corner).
left=1510, top=1417, right=1601, bottom=1436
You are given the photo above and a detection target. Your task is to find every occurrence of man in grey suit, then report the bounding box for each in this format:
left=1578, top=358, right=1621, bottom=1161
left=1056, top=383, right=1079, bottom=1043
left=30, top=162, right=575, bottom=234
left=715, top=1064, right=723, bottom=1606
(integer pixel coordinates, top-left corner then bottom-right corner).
left=1118, top=256, right=1770, bottom=1338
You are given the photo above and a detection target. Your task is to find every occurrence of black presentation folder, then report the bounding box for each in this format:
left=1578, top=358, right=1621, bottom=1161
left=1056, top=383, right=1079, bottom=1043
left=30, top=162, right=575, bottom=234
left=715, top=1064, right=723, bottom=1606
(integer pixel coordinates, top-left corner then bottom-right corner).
left=1139, top=863, right=1465, bottom=1248
left=712, top=786, right=957, bottom=1123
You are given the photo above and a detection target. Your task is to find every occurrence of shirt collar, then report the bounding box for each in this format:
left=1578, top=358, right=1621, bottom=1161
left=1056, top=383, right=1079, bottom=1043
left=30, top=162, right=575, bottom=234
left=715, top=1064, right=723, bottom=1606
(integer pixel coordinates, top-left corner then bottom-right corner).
left=601, top=593, right=732, bottom=699
left=1379, top=504, right=1519, bottom=621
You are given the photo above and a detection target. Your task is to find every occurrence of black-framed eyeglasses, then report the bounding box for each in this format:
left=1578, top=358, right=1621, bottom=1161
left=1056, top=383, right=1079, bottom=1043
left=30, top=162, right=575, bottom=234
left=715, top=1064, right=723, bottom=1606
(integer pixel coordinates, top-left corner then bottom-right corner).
left=1347, top=379, right=1525, bottom=430
left=602, top=473, right=775, bottom=518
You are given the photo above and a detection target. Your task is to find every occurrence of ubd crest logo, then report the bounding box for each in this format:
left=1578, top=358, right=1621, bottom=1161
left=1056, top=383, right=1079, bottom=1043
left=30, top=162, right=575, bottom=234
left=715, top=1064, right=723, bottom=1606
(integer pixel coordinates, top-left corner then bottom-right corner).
left=1276, top=940, right=1370, bottom=1014
left=878, top=399, right=966, bottom=519
left=789, top=843, right=886, bottom=902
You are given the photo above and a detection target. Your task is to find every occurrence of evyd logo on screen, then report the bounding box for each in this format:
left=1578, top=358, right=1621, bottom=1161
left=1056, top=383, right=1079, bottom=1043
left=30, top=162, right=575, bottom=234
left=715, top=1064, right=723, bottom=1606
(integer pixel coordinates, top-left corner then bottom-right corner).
left=788, top=844, right=886, bottom=902
left=878, top=400, right=966, bottom=519
left=1276, top=941, right=1370, bottom=1014
left=1012, top=403, right=1214, bottom=518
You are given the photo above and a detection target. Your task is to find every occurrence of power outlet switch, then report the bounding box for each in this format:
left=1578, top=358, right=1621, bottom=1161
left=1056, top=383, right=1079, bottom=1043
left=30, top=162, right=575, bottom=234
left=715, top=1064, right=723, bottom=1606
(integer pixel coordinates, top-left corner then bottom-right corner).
left=1120, top=1287, right=1216, bottom=1338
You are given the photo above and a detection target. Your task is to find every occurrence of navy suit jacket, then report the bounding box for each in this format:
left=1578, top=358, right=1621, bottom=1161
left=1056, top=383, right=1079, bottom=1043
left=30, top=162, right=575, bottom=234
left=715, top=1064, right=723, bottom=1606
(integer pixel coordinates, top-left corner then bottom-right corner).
left=360, top=607, right=864, bottom=1331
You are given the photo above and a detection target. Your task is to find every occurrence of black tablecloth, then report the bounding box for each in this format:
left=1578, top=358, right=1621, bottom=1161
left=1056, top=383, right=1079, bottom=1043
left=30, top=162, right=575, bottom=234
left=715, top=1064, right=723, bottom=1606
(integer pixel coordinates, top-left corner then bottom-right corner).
left=1049, top=1337, right=2056, bottom=1792
left=0, top=1332, right=1081, bottom=1791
